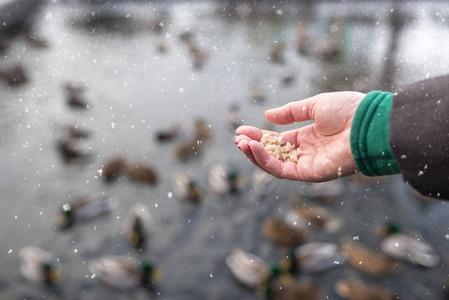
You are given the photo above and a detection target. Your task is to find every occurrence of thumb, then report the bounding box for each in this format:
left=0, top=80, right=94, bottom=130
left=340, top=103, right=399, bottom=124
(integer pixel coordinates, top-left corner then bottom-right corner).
left=265, top=96, right=318, bottom=125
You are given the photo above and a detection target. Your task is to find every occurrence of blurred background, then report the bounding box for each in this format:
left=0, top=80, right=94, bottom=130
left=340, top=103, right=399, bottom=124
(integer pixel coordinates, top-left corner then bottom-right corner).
left=2, top=0, right=449, bottom=299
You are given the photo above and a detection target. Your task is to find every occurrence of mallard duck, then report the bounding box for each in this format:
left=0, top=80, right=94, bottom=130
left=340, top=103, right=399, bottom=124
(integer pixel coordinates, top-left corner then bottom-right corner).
left=225, top=248, right=270, bottom=290
left=56, top=137, right=88, bottom=163
left=194, top=119, right=212, bottom=143
left=156, top=42, right=168, bottom=54
left=279, top=242, right=346, bottom=274
left=122, top=203, right=152, bottom=250
left=19, top=246, right=60, bottom=285
left=335, top=278, right=396, bottom=300
left=226, top=104, right=243, bottom=130
left=20, top=26, right=48, bottom=48
left=186, top=42, right=208, bottom=70
left=59, top=124, right=90, bottom=140
left=280, top=69, right=295, bottom=86
left=100, top=157, right=127, bottom=182
left=172, top=171, right=202, bottom=203
left=286, top=194, right=342, bottom=233
left=262, top=216, right=312, bottom=248
left=269, top=41, right=286, bottom=64
left=266, top=278, right=320, bottom=300
left=341, top=241, right=401, bottom=277
left=155, top=122, right=184, bottom=143
left=315, top=16, right=343, bottom=63
left=249, top=84, right=266, bottom=103
left=173, top=139, right=202, bottom=161
left=208, top=163, right=247, bottom=196
left=88, top=255, right=161, bottom=290
left=0, top=63, right=28, bottom=86
left=125, top=162, right=158, bottom=185
left=296, top=22, right=310, bottom=55
left=64, top=82, right=89, bottom=109
left=54, top=194, right=120, bottom=229
left=377, top=222, right=439, bottom=268
left=252, top=168, right=276, bottom=197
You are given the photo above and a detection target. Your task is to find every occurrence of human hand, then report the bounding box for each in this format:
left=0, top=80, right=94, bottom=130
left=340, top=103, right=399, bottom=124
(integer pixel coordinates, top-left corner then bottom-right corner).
left=234, top=92, right=365, bottom=182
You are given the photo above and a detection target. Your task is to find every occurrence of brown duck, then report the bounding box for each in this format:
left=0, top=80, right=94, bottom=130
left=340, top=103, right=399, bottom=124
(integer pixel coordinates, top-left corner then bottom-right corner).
left=262, top=216, right=312, bottom=249
left=335, top=278, right=396, bottom=300
left=341, top=241, right=401, bottom=277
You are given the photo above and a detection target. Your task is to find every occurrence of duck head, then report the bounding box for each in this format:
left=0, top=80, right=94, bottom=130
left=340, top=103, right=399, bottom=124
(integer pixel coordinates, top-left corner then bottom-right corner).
left=141, top=261, right=163, bottom=286
left=377, top=222, right=401, bottom=238
left=43, top=262, right=60, bottom=285
left=260, top=265, right=294, bottom=299
left=278, top=248, right=299, bottom=274
left=128, top=218, right=145, bottom=248
left=54, top=203, right=74, bottom=229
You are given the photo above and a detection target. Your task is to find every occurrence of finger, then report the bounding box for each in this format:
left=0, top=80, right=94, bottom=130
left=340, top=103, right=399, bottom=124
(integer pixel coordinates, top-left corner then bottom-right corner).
left=233, top=134, right=251, bottom=145
left=235, top=125, right=278, bottom=141
left=236, top=139, right=263, bottom=170
left=265, top=95, right=320, bottom=125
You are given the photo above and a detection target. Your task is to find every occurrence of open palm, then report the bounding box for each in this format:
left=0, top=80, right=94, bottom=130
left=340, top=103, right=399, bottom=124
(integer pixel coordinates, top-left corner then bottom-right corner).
left=234, top=92, right=365, bottom=182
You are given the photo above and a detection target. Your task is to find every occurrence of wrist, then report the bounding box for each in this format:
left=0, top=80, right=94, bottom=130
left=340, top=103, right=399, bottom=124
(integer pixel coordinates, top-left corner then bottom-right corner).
left=350, top=91, right=400, bottom=176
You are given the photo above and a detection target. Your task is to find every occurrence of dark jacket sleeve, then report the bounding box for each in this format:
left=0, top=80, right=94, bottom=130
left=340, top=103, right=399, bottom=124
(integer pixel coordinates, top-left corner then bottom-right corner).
left=390, top=74, right=449, bottom=199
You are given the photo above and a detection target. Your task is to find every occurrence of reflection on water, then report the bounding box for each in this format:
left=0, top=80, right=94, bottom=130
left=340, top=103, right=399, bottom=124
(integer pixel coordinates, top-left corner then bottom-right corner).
left=2, top=1, right=449, bottom=299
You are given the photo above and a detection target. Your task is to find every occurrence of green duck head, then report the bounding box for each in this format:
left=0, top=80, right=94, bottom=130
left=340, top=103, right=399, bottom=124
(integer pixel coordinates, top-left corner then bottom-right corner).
left=54, top=203, right=74, bottom=229
left=377, top=221, right=401, bottom=238
left=42, top=262, right=60, bottom=285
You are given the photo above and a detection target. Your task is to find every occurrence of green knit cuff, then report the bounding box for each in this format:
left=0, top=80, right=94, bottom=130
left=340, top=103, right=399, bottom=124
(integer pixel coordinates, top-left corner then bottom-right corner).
left=350, top=91, right=400, bottom=176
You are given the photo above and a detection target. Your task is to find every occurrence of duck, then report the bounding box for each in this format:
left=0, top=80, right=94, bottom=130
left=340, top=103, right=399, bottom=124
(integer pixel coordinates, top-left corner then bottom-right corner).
left=0, top=63, right=28, bottom=86
left=315, top=16, right=343, bottom=63
left=296, top=21, right=310, bottom=55
left=226, top=104, right=243, bottom=131
left=268, top=41, right=286, bottom=64
left=185, top=42, right=208, bottom=70
left=249, top=84, right=266, bottom=104
left=149, top=12, right=169, bottom=34
left=155, top=122, right=184, bottom=143
left=340, top=240, right=402, bottom=277
left=194, top=119, right=212, bottom=143
left=252, top=168, right=276, bottom=197
left=156, top=42, right=168, bottom=54
left=179, top=29, right=194, bottom=44
left=19, top=246, right=60, bottom=285
left=208, top=163, right=248, bottom=196
left=172, top=171, right=202, bottom=203
left=0, top=32, right=9, bottom=53
left=377, top=222, right=439, bottom=268
left=122, top=203, right=152, bottom=251
left=286, top=193, right=342, bottom=233
left=56, top=136, right=91, bottom=163
left=266, top=278, right=320, bottom=300
left=225, top=248, right=270, bottom=290
left=261, top=215, right=312, bottom=249
left=59, top=124, right=90, bottom=140
left=335, top=278, right=396, bottom=300
left=278, top=242, right=346, bottom=274
left=100, top=156, right=127, bottom=182
left=88, top=255, right=162, bottom=290
left=64, top=82, right=89, bottom=109
left=20, top=26, right=49, bottom=48
left=173, top=139, right=202, bottom=161
left=125, top=162, right=158, bottom=185
left=54, top=194, right=120, bottom=230
left=280, top=68, right=295, bottom=86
